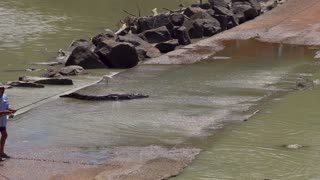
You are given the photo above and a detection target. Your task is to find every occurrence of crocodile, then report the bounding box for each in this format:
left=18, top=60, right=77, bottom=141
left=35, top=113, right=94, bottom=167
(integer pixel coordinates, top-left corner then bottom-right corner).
left=60, top=92, right=149, bottom=101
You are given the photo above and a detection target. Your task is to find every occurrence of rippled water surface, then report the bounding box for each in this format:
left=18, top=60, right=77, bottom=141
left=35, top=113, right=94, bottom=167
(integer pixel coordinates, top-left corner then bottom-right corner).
left=0, top=0, right=193, bottom=82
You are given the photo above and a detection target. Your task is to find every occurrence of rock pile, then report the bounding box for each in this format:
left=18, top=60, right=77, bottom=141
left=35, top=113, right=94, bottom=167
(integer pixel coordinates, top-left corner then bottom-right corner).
left=56, top=0, right=278, bottom=69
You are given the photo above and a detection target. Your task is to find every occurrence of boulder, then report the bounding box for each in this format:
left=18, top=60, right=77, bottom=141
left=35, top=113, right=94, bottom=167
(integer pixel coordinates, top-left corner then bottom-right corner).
left=19, top=76, right=73, bottom=85
left=208, top=0, right=229, bottom=8
left=68, top=39, right=95, bottom=52
left=190, top=3, right=212, bottom=9
left=183, top=7, right=206, bottom=17
left=42, top=69, right=63, bottom=78
left=232, top=2, right=259, bottom=23
left=59, top=65, right=84, bottom=76
left=183, top=20, right=204, bottom=39
left=66, top=46, right=107, bottom=69
left=214, top=6, right=235, bottom=17
left=118, top=34, right=161, bottom=59
left=155, top=39, right=180, bottom=53
left=35, top=78, right=73, bottom=85
left=174, top=26, right=191, bottom=45
left=60, top=92, right=149, bottom=101
left=139, top=26, right=172, bottom=44
left=190, top=11, right=215, bottom=20
left=137, top=14, right=173, bottom=33
left=212, top=6, right=239, bottom=30
left=170, top=13, right=185, bottom=26
left=232, top=0, right=261, bottom=13
left=7, top=81, right=45, bottom=88
left=92, top=30, right=118, bottom=47
left=95, top=40, right=139, bottom=68
left=194, top=18, right=221, bottom=36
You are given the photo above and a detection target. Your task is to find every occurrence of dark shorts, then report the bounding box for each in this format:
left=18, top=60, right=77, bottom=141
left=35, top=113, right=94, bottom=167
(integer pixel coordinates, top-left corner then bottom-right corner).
left=0, top=127, right=6, bottom=132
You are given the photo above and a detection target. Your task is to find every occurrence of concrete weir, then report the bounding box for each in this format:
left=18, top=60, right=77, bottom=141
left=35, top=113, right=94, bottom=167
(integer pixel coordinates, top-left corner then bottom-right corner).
left=49, top=0, right=320, bottom=179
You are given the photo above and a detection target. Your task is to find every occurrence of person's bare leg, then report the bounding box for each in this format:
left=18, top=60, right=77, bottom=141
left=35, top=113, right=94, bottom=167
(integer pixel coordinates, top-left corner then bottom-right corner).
left=0, top=130, right=8, bottom=156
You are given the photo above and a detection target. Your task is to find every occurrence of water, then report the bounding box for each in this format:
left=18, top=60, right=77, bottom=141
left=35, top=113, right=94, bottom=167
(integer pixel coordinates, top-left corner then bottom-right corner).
left=8, top=40, right=317, bottom=149
left=0, top=0, right=193, bottom=82
left=2, top=0, right=320, bottom=179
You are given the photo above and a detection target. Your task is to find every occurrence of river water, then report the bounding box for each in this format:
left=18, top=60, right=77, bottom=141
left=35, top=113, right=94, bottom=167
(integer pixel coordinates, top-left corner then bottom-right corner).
left=1, top=0, right=320, bottom=179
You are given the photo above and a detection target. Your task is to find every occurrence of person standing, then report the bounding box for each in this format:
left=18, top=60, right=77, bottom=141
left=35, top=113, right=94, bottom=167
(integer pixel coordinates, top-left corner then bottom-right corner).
left=0, top=86, right=16, bottom=161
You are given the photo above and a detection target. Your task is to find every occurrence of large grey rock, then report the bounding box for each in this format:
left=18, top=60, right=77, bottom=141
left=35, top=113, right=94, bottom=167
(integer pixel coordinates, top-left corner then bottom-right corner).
left=155, top=39, right=179, bottom=53
left=208, top=0, right=229, bottom=8
left=92, top=30, right=118, bottom=47
left=174, top=26, right=191, bottom=45
left=214, top=6, right=235, bottom=16
left=95, top=40, right=139, bottom=68
left=139, top=26, right=172, bottom=44
left=118, top=34, right=161, bottom=59
left=190, top=3, right=212, bottom=9
left=232, top=0, right=261, bottom=13
left=137, top=14, right=173, bottom=33
left=232, top=1, right=259, bottom=23
left=183, top=20, right=204, bottom=39
left=66, top=46, right=107, bottom=69
left=42, top=69, right=63, bottom=78
left=59, top=65, right=84, bottom=76
left=211, top=6, right=239, bottom=30
left=170, top=13, right=185, bottom=26
left=68, top=39, right=95, bottom=52
left=60, top=92, right=149, bottom=101
left=190, top=11, right=215, bottom=20
left=183, top=7, right=206, bottom=17
left=194, top=18, right=221, bottom=36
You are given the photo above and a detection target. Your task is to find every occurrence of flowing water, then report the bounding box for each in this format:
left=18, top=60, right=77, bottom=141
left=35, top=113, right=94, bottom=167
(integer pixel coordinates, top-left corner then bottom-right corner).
left=2, top=0, right=320, bottom=179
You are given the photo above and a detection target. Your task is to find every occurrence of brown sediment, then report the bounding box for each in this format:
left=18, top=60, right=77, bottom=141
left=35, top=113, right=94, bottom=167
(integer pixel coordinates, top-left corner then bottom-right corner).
left=145, top=0, right=320, bottom=65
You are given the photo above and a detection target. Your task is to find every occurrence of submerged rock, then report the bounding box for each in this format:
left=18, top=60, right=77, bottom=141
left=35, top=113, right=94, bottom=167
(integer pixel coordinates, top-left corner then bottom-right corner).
left=19, top=76, right=73, bottom=85
left=60, top=92, right=149, bottom=101
left=7, top=81, right=45, bottom=88
left=284, top=144, right=305, bottom=150
left=59, top=65, right=84, bottom=76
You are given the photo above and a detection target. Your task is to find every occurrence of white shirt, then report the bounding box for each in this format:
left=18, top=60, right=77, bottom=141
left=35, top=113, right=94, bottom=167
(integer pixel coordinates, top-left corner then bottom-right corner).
left=0, top=95, right=9, bottom=127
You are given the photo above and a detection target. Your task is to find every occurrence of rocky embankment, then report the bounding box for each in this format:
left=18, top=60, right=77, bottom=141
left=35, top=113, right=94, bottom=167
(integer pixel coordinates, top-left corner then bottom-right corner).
left=55, top=0, right=281, bottom=69
left=3, top=0, right=281, bottom=99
